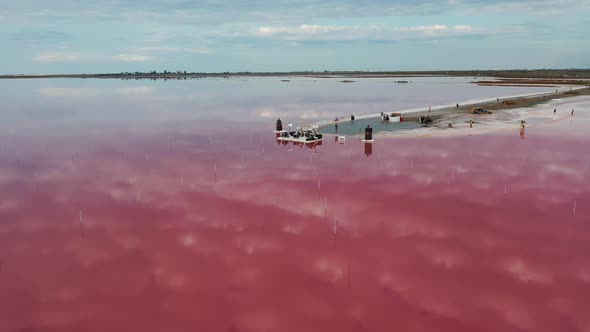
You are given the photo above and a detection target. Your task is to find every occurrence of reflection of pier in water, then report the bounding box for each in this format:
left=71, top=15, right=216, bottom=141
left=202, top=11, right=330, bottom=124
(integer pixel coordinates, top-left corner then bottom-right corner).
left=276, top=137, right=323, bottom=151
left=364, top=142, right=373, bottom=156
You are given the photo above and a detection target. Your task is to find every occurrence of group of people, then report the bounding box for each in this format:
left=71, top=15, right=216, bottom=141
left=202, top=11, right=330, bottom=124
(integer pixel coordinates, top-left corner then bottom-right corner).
left=419, top=115, right=432, bottom=124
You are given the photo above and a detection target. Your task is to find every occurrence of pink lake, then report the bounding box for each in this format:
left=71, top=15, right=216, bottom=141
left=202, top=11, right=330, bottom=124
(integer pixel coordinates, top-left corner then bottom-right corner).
left=0, top=78, right=589, bottom=332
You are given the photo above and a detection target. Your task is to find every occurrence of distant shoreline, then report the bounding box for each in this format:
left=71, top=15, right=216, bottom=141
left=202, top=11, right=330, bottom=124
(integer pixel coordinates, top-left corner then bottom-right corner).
left=1, top=69, right=590, bottom=80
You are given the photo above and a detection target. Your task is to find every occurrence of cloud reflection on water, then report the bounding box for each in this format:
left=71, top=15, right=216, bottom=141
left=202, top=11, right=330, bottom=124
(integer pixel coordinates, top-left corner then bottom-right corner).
left=1, top=124, right=589, bottom=331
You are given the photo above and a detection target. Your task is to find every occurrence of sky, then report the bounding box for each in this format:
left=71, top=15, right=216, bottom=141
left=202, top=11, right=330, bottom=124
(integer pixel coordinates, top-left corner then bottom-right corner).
left=0, top=0, right=589, bottom=74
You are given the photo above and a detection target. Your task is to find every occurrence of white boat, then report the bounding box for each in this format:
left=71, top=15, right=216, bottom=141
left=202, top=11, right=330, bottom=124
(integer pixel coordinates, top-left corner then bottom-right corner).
left=276, top=127, right=323, bottom=144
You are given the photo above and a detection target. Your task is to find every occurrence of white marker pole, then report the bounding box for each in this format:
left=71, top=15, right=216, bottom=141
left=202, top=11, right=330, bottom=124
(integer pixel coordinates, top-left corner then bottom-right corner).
left=504, top=184, right=507, bottom=194
left=318, top=177, right=321, bottom=192
left=79, top=209, right=85, bottom=235
left=410, top=160, right=414, bottom=169
left=573, top=200, right=577, bottom=215
left=136, top=191, right=140, bottom=204
left=324, top=197, right=327, bottom=219
left=213, top=162, right=217, bottom=184
left=451, top=171, right=455, bottom=183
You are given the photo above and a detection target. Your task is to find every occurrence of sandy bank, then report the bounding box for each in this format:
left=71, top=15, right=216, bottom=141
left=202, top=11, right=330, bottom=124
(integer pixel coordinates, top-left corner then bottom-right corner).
left=314, top=87, right=590, bottom=138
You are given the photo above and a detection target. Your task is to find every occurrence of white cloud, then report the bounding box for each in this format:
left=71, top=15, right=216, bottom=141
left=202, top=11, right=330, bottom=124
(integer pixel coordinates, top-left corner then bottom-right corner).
left=33, top=52, right=154, bottom=63
left=255, top=25, right=343, bottom=36
left=34, top=53, right=81, bottom=62
left=110, top=54, right=153, bottom=62
left=139, top=46, right=211, bottom=54
left=253, top=23, right=480, bottom=41
left=286, top=41, right=303, bottom=47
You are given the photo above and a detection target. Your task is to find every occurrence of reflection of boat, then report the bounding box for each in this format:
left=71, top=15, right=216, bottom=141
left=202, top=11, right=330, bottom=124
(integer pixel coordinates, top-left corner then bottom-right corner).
left=277, top=139, right=323, bottom=149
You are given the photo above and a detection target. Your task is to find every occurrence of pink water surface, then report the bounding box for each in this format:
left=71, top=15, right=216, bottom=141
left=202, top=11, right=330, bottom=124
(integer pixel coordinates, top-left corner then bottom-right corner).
left=0, top=79, right=589, bottom=332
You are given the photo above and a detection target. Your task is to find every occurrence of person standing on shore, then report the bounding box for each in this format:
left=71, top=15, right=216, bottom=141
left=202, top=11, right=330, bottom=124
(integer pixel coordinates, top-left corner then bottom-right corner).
left=571, top=108, right=575, bottom=116
left=469, top=120, right=473, bottom=128
left=554, top=108, right=557, bottom=116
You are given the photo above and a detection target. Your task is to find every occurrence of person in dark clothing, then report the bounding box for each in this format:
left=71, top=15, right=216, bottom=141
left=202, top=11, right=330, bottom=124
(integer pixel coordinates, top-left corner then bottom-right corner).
left=276, top=118, right=283, bottom=131
left=554, top=109, right=557, bottom=115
